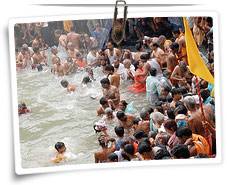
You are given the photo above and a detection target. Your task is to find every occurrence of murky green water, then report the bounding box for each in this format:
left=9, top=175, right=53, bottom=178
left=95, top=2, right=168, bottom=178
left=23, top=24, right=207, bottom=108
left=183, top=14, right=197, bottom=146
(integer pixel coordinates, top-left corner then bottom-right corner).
left=17, top=59, right=148, bottom=168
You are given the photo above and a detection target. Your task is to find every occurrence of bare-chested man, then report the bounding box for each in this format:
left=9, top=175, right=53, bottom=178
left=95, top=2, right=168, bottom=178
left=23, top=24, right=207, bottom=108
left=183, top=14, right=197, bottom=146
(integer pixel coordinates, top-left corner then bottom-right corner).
left=67, top=42, right=79, bottom=59
left=105, top=65, right=120, bottom=88
left=172, top=28, right=188, bottom=64
left=94, top=136, right=116, bottom=163
left=32, top=33, right=42, bottom=49
left=16, top=44, right=32, bottom=68
left=166, top=42, right=179, bottom=74
left=100, top=78, right=120, bottom=107
left=150, top=43, right=165, bottom=68
left=51, top=46, right=58, bottom=65
left=116, top=111, right=135, bottom=133
left=105, top=41, right=121, bottom=65
left=52, top=57, right=67, bottom=76
left=170, top=61, right=190, bottom=88
left=67, top=31, right=81, bottom=50
left=32, top=47, right=47, bottom=69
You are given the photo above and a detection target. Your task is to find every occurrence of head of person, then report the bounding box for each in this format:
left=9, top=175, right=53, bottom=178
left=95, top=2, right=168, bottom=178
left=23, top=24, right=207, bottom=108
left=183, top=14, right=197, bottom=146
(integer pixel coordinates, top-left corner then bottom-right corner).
left=133, top=131, right=147, bottom=142
left=119, top=100, right=128, bottom=112
left=107, top=41, right=114, bottom=51
left=105, top=64, right=115, bottom=75
left=176, top=127, right=192, bottom=144
left=179, top=61, right=188, bottom=73
left=155, top=132, right=170, bottom=146
left=163, top=120, right=177, bottom=136
left=107, top=153, right=118, bottom=162
left=174, top=104, right=188, bottom=116
left=138, top=60, right=144, bottom=69
left=34, top=32, right=41, bottom=40
left=100, top=78, right=110, bottom=89
left=140, top=53, right=149, bottom=63
left=151, top=42, right=159, bottom=51
left=54, top=29, right=63, bottom=38
left=114, top=126, right=124, bottom=138
left=123, top=50, right=131, bottom=60
left=132, top=117, right=141, bottom=130
left=172, top=27, right=181, bottom=38
left=51, top=46, right=58, bottom=55
left=55, top=57, right=61, bottom=65
left=116, top=111, right=127, bottom=122
left=170, top=42, right=179, bottom=53
left=98, top=135, right=108, bottom=148
left=99, top=97, right=109, bottom=108
left=82, top=76, right=91, bottom=85
left=167, top=107, right=176, bottom=120
left=140, top=108, right=150, bottom=121
left=175, top=114, right=188, bottom=128
left=201, top=89, right=210, bottom=103
left=150, top=67, right=157, bottom=77
left=158, top=35, right=166, bottom=46
left=171, top=144, right=190, bottom=159
left=123, top=144, right=135, bottom=157
left=161, top=86, right=171, bottom=97
left=21, top=44, right=28, bottom=54
left=183, top=96, right=196, bottom=111
left=55, top=142, right=66, bottom=154
left=105, top=107, right=114, bottom=119
left=171, top=88, right=182, bottom=101
left=67, top=42, right=74, bottom=50
left=138, top=141, right=153, bottom=159
left=60, top=80, right=69, bottom=88
left=150, top=112, right=165, bottom=129
left=113, top=58, right=121, bottom=69
left=123, top=59, right=131, bottom=69
left=33, top=47, right=40, bottom=54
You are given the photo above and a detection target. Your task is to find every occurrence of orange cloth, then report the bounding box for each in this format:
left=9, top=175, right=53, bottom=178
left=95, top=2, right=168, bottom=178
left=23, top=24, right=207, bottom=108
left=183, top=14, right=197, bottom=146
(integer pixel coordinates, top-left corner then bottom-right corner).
left=128, top=68, right=146, bottom=93
left=75, top=60, right=86, bottom=68
left=63, top=20, right=73, bottom=33
left=192, top=134, right=210, bottom=155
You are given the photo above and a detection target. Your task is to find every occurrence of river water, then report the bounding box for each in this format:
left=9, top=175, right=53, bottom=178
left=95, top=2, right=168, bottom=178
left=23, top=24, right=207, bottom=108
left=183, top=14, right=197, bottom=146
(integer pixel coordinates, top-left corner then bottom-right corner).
left=17, top=59, right=148, bottom=168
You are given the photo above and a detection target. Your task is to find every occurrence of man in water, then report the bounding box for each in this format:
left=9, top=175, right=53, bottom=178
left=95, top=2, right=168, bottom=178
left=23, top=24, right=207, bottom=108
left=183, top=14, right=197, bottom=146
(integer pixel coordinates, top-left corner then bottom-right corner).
left=67, top=42, right=80, bottom=59
left=32, top=47, right=47, bottom=70
left=104, top=41, right=121, bottom=65
left=94, top=136, right=116, bottom=163
left=16, top=44, right=32, bottom=68
left=51, top=46, right=59, bottom=65
left=100, top=78, right=120, bottom=107
left=53, top=57, right=67, bottom=76
left=67, top=31, right=81, bottom=50
left=60, top=79, right=76, bottom=92
left=105, top=65, right=120, bottom=88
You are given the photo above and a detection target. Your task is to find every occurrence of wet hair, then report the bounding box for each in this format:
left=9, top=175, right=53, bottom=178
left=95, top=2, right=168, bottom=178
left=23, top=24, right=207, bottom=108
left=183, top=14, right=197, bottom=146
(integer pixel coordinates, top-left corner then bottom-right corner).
left=154, top=148, right=171, bottom=160
left=82, top=76, right=91, bottom=84
left=116, top=111, right=126, bottom=120
left=120, top=100, right=128, bottom=108
left=133, top=130, right=147, bottom=140
left=174, top=104, right=188, bottom=115
left=60, top=80, right=69, bottom=88
left=37, top=64, right=43, bottom=72
left=176, top=127, right=192, bottom=138
left=133, top=117, right=141, bottom=125
left=99, top=97, right=108, bottom=105
left=171, top=88, right=181, bottom=97
left=55, top=142, right=65, bottom=152
left=150, top=67, right=157, bottom=76
left=124, top=144, right=135, bottom=155
left=171, top=144, right=190, bottom=159
left=105, top=65, right=115, bottom=72
left=114, top=126, right=124, bottom=137
left=167, top=107, right=176, bottom=120
left=201, top=89, right=210, bottom=102
left=152, top=43, right=159, bottom=48
left=108, top=153, right=118, bottom=162
left=100, top=78, right=110, bottom=85
left=163, top=120, right=177, bottom=132
left=140, top=108, right=149, bottom=120
left=138, top=142, right=152, bottom=154
left=170, top=42, right=179, bottom=51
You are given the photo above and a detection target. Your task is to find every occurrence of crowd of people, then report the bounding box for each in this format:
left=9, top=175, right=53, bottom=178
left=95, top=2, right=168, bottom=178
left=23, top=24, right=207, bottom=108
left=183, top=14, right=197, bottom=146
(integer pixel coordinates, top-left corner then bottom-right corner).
left=15, top=17, right=216, bottom=163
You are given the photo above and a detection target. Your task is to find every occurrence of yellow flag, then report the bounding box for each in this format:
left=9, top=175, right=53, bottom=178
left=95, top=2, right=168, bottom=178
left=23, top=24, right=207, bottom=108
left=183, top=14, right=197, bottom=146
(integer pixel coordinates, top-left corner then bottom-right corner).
left=183, top=17, right=214, bottom=84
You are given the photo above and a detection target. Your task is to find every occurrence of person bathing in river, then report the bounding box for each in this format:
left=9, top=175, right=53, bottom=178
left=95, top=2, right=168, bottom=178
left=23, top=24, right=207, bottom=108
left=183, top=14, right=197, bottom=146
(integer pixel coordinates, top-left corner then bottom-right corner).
left=60, top=79, right=76, bottom=93
left=97, top=97, right=115, bottom=116
left=18, top=102, right=30, bottom=115
left=100, top=78, right=120, bottom=107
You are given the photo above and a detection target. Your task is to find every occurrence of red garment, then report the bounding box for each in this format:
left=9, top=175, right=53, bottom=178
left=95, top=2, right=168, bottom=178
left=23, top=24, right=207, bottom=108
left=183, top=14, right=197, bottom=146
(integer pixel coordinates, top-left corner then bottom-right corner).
left=128, top=68, right=146, bottom=93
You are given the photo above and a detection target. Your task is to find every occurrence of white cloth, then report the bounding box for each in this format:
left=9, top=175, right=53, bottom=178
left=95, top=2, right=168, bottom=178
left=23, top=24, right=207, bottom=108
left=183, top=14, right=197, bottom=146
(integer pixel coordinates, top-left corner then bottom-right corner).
left=115, top=63, right=127, bottom=81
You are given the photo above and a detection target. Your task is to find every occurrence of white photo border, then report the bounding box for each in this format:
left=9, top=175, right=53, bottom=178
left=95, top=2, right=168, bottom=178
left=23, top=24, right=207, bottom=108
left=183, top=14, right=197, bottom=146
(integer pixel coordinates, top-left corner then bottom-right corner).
left=9, top=10, right=221, bottom=175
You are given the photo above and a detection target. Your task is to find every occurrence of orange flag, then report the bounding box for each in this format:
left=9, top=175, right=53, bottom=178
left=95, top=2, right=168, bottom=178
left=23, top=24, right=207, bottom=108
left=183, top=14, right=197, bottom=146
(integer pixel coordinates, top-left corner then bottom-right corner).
left=183, top=17, right=214, bottom=84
